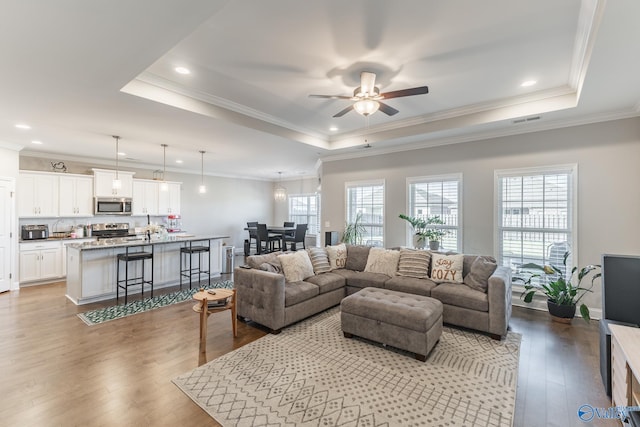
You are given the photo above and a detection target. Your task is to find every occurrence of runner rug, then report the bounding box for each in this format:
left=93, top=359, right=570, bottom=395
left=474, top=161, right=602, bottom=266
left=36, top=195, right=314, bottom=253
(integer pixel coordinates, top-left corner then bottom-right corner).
left=173, top=307, right=521, bottom=426
left=77, top=280, right=234, bottom=326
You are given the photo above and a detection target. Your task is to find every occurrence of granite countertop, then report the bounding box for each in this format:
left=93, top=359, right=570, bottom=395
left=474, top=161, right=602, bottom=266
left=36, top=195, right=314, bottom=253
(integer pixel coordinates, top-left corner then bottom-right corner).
left=66, top=235, right=229, bottom=251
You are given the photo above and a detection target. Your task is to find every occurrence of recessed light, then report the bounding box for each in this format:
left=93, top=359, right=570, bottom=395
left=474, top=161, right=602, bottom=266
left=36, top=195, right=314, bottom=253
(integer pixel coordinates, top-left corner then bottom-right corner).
left=118, top=152, right=126, bottom=156
left=175, top=66, right=191, bottom=75
left=329, top=126, right=338, bottom=131
left=521, top=80, right=537, bottom=87
left=31, top=140, right=43, bottom=145
left=15, top=123, right=31, bottom=130
left=175, top=159, right=183, bottom=164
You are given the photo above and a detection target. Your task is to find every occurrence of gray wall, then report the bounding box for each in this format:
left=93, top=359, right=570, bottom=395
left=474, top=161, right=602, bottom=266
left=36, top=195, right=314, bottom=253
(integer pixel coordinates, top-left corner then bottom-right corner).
left=321, top=117, right=640, bottom=312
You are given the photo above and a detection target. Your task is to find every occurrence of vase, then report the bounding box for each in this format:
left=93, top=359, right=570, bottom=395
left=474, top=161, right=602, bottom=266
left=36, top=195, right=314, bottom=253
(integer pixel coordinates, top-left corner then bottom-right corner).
left=429, top=240, right=440, bottom=251
left=547, top=300, right=576, bottom=324
left=413, top=235, right=426, bottom=249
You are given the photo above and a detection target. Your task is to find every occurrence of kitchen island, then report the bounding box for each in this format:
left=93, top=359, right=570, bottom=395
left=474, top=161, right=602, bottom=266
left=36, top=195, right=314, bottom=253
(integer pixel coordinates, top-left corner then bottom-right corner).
left=65, top=235, right=229, bottom=305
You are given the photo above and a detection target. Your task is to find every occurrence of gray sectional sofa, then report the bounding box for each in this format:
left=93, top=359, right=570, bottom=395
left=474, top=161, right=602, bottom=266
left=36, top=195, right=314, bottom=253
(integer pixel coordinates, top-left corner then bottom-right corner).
left=234, top=245, right=512, bottom=339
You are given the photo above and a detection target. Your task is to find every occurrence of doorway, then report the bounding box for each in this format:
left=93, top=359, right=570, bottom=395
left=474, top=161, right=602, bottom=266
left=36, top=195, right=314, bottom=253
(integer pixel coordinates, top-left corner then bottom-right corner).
left=0, top=177, right=15, bottom=292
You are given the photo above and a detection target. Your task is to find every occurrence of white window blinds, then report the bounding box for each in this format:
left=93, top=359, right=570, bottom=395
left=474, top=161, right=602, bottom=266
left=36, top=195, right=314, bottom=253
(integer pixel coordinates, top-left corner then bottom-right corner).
left=346, top=181, right=384, bottom=246
left=496, top=165, right=577, bottom=281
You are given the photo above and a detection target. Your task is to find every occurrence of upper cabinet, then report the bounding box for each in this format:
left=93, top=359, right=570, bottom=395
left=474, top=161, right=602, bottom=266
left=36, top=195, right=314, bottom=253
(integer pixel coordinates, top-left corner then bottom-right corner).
left=158, top=182, right=181, bottom=215
left=132, top=179, right=159, bottom=216
left=18, top=172, right=59, bottom=218
left=93, top=168, right=134, bottom=198
left=59, top=175, right=94, bottom=217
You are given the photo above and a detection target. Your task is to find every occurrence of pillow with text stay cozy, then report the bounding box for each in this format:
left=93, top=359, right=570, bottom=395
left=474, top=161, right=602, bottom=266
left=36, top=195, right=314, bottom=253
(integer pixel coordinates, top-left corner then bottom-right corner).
left=430, top=253, right=464, bottom=284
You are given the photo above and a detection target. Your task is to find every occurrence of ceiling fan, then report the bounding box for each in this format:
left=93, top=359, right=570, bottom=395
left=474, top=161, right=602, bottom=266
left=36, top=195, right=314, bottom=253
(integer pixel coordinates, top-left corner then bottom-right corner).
left=309, top=71, right=429, bottom=118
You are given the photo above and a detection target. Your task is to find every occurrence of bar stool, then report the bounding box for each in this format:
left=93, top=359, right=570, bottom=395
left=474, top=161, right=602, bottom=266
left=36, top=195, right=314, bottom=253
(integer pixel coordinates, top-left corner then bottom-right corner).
left=116, top=244, right=154, bottom=304
left=180, top=240, right=211, bottom=289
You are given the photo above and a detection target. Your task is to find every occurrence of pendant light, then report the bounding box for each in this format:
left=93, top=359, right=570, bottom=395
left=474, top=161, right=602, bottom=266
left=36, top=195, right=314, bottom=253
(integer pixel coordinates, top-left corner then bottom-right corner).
left=159, top=144, right=169, bottom=191
left=112, top=135, right=122, bottom=190
left=274, top=171, right=287, bottom=201
left=198, top=150, right=207, bottom=194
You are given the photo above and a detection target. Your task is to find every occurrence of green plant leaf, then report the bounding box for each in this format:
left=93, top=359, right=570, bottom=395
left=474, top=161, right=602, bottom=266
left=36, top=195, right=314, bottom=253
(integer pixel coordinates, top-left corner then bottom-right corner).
left=523, top=290, right=536, bottom=303
left=579, top=303, right=590, bottom=321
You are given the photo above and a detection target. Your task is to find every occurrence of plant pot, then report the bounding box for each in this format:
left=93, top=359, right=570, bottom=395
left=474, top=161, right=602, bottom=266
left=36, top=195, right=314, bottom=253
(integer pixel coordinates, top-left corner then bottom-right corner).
left=429, top=240, right=440, bottom=251
left=547, top=300, right=576, bottom=324
left=413, top=235, right=426, bottom=249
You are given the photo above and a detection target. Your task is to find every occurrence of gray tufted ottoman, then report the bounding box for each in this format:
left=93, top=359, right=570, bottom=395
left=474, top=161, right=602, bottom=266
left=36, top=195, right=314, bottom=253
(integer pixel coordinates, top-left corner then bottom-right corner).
left=341, top=287, right=443, bottom=361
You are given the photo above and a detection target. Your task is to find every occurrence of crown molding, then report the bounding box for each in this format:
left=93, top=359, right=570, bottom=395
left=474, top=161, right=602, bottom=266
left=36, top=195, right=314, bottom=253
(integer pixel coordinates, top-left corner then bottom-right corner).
left=0, top=141, right=25, bottom=151
left=320, top=108, right=640, bottom=163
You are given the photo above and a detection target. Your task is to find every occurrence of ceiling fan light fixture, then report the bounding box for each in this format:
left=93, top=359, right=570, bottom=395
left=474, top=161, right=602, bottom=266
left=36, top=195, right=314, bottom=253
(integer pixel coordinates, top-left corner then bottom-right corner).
left=354, top=99, right=380, bottom=116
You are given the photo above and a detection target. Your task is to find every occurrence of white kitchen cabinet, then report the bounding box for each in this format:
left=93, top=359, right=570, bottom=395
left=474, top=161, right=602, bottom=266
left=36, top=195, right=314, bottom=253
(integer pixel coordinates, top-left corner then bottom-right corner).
left=158, top=182, right=181, bottom=215
left=132, top=179, right=159, bottom=216
left=18, top=171, right=59, bottom=217
left=59, top=175, right=94, bottom=217
left=19, top=241, right=62, bottom=283
left=92, top=168, right=135, bottom=198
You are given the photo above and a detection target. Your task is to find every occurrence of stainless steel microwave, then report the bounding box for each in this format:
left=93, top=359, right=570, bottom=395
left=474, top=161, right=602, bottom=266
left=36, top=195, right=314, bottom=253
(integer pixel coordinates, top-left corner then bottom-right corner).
left=94, top=197, right=132, bottom=215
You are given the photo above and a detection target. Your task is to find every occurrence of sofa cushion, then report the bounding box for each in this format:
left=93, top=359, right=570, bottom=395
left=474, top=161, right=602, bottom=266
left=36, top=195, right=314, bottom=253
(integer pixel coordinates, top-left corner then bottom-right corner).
left=306, top=247, right=331, bottom=274
left=284, top=281, right=320, bottom=307
left=431, top=282, right=489, bottom=312
left=397, top=248, right=431, bottom=279
left=304, top=272, right=346, bottom=294
left=333, top=270, right=389, bottom=289
left=345, top=245, right=371, bottom=271
left=246, top=252, right=280, bottom=270
left=463, top=256, right=498, bottom=293
left=384, top=275, right=437, bottom=297
left=278, top=250, right=314, bottom=283
left=462, top=254, right=496, bottom=277
left=364, top=247, right=400, bottom=277
left=326, top=243, right=347, bottom=270
left=430, top=253, right=464, bottom=283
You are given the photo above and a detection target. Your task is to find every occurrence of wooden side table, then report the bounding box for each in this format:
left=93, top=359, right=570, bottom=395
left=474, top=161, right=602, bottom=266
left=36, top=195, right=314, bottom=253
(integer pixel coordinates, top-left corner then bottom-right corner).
left=192, top=288, right=237, bottom=353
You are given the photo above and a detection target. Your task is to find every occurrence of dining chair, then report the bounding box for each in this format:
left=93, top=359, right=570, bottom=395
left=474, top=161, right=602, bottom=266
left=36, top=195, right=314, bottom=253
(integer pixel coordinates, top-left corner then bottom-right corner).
left=257, top=224, right=280, bottom=254
left=283, top=221, right=295, bottom=238
left=246, top=221, right=258, bottom=254
left=285, top=223, right=307, bottom=251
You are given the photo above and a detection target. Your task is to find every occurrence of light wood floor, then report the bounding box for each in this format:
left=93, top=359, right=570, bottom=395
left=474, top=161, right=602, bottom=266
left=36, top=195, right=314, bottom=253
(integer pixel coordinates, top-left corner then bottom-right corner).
left=0, top=271, right=618, bottom=426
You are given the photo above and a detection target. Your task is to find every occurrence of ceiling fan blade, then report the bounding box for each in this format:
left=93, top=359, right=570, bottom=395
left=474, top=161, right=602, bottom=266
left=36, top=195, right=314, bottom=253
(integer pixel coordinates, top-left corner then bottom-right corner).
left=333, top=105, right=354, bottom=117
left=378, top=101, right=399, bottom=116
left=360, top=71, right=377, bottom=95
left=380, top=86, right=429, bottom=99
left=309, top=94, right=353, bottom=100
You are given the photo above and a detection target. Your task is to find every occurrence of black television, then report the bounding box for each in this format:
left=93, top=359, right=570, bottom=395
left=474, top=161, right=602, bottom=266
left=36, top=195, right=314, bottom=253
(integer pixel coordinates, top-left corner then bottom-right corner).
left=602, top=254, right=640, bottom=326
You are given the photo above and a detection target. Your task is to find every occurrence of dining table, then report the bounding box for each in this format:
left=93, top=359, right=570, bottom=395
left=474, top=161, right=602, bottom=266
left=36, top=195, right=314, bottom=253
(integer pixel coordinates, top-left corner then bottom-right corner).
left=244, top=226, right=296, bottom=254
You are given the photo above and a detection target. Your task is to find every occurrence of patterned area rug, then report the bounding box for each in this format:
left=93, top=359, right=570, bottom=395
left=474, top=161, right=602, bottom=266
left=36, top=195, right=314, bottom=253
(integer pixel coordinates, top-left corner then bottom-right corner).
left=173, top=307, right=521, bottom=426
left=77, top=280, right=234, bottom=326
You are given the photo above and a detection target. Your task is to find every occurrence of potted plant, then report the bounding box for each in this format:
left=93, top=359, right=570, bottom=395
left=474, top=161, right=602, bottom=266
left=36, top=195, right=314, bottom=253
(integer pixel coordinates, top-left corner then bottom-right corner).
left=342, top=212, right=366, bottom=245
left=399, top=214, right=448, bottom=250
left=424, top=216, right=447, bottom=250
left=514, top=251, right=600, bottom=323
left=399, top=214, right=428, bottom=248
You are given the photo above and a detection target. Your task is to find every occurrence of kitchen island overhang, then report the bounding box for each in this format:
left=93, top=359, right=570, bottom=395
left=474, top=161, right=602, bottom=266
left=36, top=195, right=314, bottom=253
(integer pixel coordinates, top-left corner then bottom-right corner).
left=65, top=235, right=230, bottom=305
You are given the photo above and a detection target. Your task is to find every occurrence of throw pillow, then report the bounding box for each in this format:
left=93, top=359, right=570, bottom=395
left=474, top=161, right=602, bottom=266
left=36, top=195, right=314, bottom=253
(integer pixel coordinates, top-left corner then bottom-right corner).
left=306, top=247, right=331, bottom=274
left=326, top=243, right=347, bottom=270
left=463, top=256, right=498, bottom=292
left=246, top=252, right=279, bottom=270
left=259, top=262, right=281, bottom=274
left=430, top=253, right=464, bottom=283
left=345, top=245, right=371, bottom=271
left=364, top=247, right=401, bottom=277
left=397, top=248, right=431, bottom=279
left=278, top=250, right=315, bottom=283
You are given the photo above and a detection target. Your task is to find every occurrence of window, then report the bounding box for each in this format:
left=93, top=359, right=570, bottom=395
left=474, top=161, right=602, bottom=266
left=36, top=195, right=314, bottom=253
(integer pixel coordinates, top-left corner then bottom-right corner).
left=345, top=181, right=384, bottom=246
left=407, top=174, right=462, bottom=251
left=288, top=194, right=319, bottom=235
left=496, top=165, right=577, bottom=283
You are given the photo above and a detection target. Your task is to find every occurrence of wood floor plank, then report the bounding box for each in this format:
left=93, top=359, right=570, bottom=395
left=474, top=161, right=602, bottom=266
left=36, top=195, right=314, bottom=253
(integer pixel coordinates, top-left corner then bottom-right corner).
left=0, top=266, right=621, bottom=426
